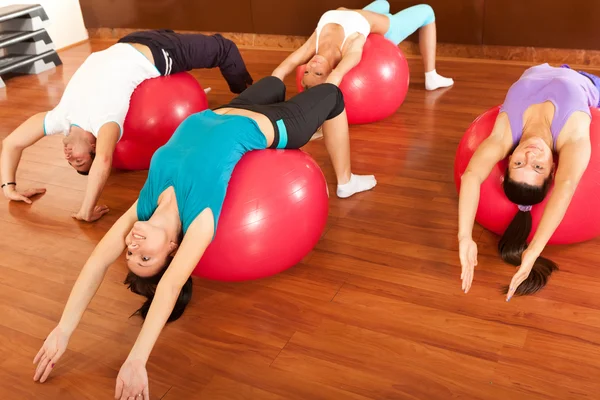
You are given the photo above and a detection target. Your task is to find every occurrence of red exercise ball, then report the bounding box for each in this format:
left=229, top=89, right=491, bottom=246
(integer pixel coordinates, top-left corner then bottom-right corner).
left=454, top=105, right=600, bottom=245
left=112, top=72, right=208, bottom=170
left=193, top=149, right=329, bottom=281
left=296, top=34, right=409, bottom=125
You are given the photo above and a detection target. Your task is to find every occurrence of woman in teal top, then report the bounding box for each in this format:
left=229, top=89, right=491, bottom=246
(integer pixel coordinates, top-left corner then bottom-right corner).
left=32, top=76, right=377, bottom=400
left=136, top=110, right=268, bottom=236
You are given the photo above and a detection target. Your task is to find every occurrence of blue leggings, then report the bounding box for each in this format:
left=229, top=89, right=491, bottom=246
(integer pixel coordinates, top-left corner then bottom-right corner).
left=362, top=1, right=435, bottom=45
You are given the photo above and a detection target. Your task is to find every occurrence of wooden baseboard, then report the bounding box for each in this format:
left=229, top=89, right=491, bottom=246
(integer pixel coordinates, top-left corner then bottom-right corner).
left=57, top=37, right=90, bottom=52
left=87, top=28, right=600, bottom=69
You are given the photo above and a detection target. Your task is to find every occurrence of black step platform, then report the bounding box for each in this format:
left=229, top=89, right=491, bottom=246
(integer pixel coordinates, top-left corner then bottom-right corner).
left=0, top=4, right=61, bottom=88
left=0, top=29, right=52, bottom=49
left=0, top=50, right=61, bottom=87
left=0, top=4, right=49, bottom=23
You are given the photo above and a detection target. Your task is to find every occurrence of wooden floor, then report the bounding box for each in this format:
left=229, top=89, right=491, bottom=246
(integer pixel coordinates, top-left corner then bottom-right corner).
left=2, top=39, right=600, bottom=400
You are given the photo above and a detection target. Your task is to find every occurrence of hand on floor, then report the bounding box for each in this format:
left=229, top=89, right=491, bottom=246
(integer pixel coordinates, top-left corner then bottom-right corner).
left=115, top=359, right=149, bottom=400
left=459, top=237, right=478, bottom=293
left=3, top=186, right=46, bottom=204
left=33, top=326, right=69, bottom=383
left=72, top=205, right=110, bottom=222
left=505, top=249, right=537, bottom=301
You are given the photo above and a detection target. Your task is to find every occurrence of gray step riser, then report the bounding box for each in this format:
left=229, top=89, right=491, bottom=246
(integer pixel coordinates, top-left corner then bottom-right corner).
left=0, top=17, right=48, bottom=32
left=0, top=30, right=53, bottom=50
left=0, top=51, right=62, bottom=76
left=7, top=40, right=56, bottom=55
left=0, top=4, right=49, bottom=23
left=12, top=57, right=60, bottom=74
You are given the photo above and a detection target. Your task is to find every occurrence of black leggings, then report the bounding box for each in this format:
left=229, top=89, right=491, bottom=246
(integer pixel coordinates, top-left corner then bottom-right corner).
left=118, top=29, right=253, bottom=94
left=216, top=76, right=345, bottom=149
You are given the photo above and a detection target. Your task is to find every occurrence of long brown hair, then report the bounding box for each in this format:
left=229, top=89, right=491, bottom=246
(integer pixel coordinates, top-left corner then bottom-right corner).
left=500, top=171, right=558, bottom=296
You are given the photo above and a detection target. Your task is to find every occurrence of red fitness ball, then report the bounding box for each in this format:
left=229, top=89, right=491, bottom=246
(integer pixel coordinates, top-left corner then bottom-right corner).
left=194, top=149, right=329, bottom=281
left=112, top=72, right=208, bottom=170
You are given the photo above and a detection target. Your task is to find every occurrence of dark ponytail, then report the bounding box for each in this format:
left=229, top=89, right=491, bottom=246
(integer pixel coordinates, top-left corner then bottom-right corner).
left=500, top=171, right=557, bottom=296
left=123, top=255, right=193, bottom=322
left=498, top=210, right=558, bottom=296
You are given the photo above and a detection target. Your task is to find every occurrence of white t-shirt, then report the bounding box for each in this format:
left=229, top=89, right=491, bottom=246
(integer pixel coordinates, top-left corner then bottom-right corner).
left=44, top=43, right=161, bottom=139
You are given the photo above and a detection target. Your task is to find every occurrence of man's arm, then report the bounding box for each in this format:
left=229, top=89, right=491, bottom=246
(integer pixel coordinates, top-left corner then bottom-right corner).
left=1, top=112, right=47, bottom=203
left=73, top=122, right=120, bottom=222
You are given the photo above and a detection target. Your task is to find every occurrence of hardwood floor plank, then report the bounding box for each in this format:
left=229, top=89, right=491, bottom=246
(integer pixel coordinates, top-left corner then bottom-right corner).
left=274, top=320, right=545, bottom=400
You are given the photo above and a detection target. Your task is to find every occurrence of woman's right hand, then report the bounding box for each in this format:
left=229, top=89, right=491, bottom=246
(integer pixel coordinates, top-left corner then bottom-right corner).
left=459, top=237, right=478, bottom=293
left=33, top=326, right=70, bottom=383
left=3, top=185, right=46, bottom=204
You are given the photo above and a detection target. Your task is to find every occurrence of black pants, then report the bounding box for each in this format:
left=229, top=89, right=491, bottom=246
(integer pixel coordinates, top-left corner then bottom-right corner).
left=216, top=76, right=345, bottom=149
left=118, top=29, right=253, bottom=94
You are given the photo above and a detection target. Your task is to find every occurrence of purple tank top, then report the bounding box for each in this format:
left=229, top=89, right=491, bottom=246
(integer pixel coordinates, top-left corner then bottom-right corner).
left=500, top=63, right=599, bottom=147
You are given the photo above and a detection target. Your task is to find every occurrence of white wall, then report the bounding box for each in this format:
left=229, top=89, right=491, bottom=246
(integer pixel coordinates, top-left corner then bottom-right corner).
left=0, top=0, right=88, bottom=49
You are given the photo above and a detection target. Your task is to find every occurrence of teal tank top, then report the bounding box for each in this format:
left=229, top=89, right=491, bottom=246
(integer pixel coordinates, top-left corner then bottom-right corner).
left=137, top=110, right=267, bottom=237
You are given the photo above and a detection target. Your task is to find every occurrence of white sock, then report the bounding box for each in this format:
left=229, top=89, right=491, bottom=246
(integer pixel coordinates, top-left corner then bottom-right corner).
left=425, top=69, right=454, bottom=91
left=336, top=173, right=377, bottom=198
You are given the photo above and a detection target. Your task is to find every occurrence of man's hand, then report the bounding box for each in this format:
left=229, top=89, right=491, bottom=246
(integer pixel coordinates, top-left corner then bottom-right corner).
left=72, top=205, right=109, bottom=222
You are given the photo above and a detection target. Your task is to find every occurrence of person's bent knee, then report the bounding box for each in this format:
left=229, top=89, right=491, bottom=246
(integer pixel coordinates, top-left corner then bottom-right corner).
left=418, top=4, right=435, bottom=25
left=261, top=75, right=287, bottom=98
left=263, top=75, right=285, bottom=85
left=326, top=84, right=345, bottom=120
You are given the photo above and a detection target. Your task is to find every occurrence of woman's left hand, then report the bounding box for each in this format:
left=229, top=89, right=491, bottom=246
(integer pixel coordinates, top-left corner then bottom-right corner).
left=114, top=359, right=149, bottom=400
left=506, top=249, right=538, bottom=301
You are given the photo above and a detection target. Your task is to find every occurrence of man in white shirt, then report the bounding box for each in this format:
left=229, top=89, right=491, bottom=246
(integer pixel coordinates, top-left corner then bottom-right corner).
left=1, top=30, right=253, bottom=222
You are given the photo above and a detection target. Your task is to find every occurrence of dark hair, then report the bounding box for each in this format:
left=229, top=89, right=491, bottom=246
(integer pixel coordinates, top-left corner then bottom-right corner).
left=499, top=170, right=557, bottom=296
left=503, top=169, right=553, bottom=205
left=123, top=231, right=190, bottom=322
left=124, top=258, right=193, bottom=323
left=76, top=152, right=95, bottom=176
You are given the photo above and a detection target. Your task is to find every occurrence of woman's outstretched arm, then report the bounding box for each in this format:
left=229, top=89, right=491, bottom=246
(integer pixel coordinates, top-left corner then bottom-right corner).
left=458, top=113, right=511, bottom=293
left=272, top=32, right=317, bottom=80
left=114, top=208, right=215, bottom=400
left=326, top=35, right=366, bottom=86
left=528, top=118, right=591, bottom=256
left=33, top=201, right=140, bottom=383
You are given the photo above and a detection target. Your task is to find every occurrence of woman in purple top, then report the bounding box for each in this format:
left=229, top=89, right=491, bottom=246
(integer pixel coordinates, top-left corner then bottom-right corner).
left=457, top=63, right=600, bottom=300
